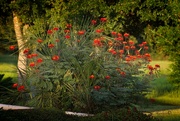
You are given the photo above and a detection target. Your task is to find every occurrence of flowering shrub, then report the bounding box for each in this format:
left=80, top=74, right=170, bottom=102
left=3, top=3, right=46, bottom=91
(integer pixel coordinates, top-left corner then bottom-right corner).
left=11, top=18, right=160, bottom=113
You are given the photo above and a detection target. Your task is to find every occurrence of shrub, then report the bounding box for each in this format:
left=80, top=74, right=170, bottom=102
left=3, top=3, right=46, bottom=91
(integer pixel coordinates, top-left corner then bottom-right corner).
left=11, top=17, right=159, bottom=113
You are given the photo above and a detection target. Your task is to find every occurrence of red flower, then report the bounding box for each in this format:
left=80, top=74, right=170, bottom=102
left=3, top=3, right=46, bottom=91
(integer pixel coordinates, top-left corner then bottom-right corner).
left=23, top=49, right=29, bottom=55
left=137, top=55, right=142, bottom=58
left=119, top=50, right=124, bottom=54
left=142, top=41, right=147, bottom=45
left=135, top=50, right=140, bottom=55
left=111, top=50, right=117, bottom=55
left=31, top=53, right=38, bottom=57
left=91, top=20, right=97, bottom=25
left=94, top=85, right=101, bottom=91
left=52, top=55, right=60, bottom=61
left=37, top=39, right=43, bottom=43
left=12, top=83, right=18, bottom=88
left=147, top=65, right=154, bottom=70
left=122, top=41, right=127, bottom=44
left=108, top=49, right=116, bottom=55
left=9, top=45, right=15, bottom=51
left=27, top=54, right=33, bottom=59
left=124, top=46, right=130, bottom=50
left=100, top=17, right=107, bottom=22
left=155, top=64, right=160, bottom=68
left=144, top=46, right=149, bottom=50
left=65, top=35, right=71, bottom=39
left=148, top=58, right=152, bottom=62
left=111, top=31, right=117, bottom=36
left=64, top=29, right=70, bottom=33
left=93, top=38, right=102, bottom=46
left=48, top=44, right=55, bottom=48
left=78, top=30, right=85, bottom=35
left=17, top=85, right=25, bottom=92
left=55, top=39, right=60, bottom=42
left=47, top=30, right=53, bottom=34
left=144, top=53, right=151, bottom=58
left=105, top=75, right=110, bottom=80
left=66, top=24, right=72, bottom=28
left=120, top=71, right=126, bottom=76
left=117, top=33, right=122, bottom=37
left=138, top=44, right=143, bottom=47
left=96, top=29, right=103, bottom=33
left=130, top=46, right=136, bottom=50
left=131, top=56, right=137, bottom=60
left=89, top=74, right=95, bottom=79
left=124, top=33, right=129, bottom=37
left=128, top=40, right=134, bottom=45
left=115, top=37, right=123, bottom=41
left=29, top=62, right=35, bottom=67
left=37, top=58, right=43, bottom=63
left=125, top=57, right=131, bottom=62
left=53, top=27, right=59, bottom=31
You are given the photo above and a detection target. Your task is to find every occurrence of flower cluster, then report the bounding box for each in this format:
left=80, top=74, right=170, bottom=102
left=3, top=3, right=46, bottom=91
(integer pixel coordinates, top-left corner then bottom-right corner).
left=12, top=83, right=25, bottom=92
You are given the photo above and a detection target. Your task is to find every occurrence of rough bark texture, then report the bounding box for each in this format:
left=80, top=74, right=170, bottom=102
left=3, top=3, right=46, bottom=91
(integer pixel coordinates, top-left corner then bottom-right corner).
left=13, top=11, right=27, bottom=84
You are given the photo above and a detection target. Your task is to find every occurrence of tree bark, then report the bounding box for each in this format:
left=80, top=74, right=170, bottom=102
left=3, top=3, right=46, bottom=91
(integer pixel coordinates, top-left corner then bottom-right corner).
left=12, top=11, right=27, bottom=84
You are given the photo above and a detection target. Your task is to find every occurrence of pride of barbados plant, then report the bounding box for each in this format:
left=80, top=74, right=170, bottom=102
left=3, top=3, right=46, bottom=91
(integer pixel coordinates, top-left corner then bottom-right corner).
left=11, top=18, right=160, bottom=113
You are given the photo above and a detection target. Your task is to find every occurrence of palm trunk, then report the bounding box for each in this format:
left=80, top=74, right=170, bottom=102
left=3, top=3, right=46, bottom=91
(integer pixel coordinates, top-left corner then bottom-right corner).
left=13, top=11, right=27, bottom=84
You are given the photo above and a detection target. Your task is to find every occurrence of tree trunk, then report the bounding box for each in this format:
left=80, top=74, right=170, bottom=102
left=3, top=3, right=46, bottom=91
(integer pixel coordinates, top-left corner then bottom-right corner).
left=12, top=11, right=27, bottom=84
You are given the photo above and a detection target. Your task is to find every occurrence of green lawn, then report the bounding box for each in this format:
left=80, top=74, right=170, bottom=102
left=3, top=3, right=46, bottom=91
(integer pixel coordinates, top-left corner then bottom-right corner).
left=0, top=55, right=18, bottom=79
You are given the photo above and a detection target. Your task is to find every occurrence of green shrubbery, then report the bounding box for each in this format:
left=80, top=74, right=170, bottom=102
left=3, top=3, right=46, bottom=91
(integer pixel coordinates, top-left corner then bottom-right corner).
left=8, top=17, right=160, bottom=114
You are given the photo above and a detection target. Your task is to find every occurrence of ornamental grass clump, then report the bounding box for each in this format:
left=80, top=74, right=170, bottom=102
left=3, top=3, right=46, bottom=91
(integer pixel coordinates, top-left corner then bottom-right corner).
left=11, top=17, right=160, bottom=113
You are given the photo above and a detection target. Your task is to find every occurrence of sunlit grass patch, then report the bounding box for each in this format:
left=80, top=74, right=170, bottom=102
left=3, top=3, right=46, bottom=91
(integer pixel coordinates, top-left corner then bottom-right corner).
left=0, top=63, right=17, bottom=74
left=156, top=114, right=180, bottom=121
left=153, top=109, right=180, bottom=121
left=155, top=96, right=180, bottom=106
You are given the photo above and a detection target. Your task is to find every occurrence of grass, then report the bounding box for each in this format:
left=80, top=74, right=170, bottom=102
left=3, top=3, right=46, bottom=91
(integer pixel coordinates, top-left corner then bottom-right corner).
left=140, top=102, right=180, bottom=121
left=157, top=115, right=180, bottom=121
left=152, top=109, right=180, bottom=121
left=0, top=55, right=17, bottom=79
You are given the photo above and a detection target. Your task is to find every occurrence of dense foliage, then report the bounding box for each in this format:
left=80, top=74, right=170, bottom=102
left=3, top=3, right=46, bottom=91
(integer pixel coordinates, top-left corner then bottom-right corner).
left=9, top=17, right=160, bottom=113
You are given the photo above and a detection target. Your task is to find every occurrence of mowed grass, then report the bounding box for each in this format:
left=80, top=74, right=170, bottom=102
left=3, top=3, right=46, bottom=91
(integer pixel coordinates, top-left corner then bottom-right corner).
left=0, top=55, right=18, bottom=79
left=151, top=108, right=180, bottom=121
